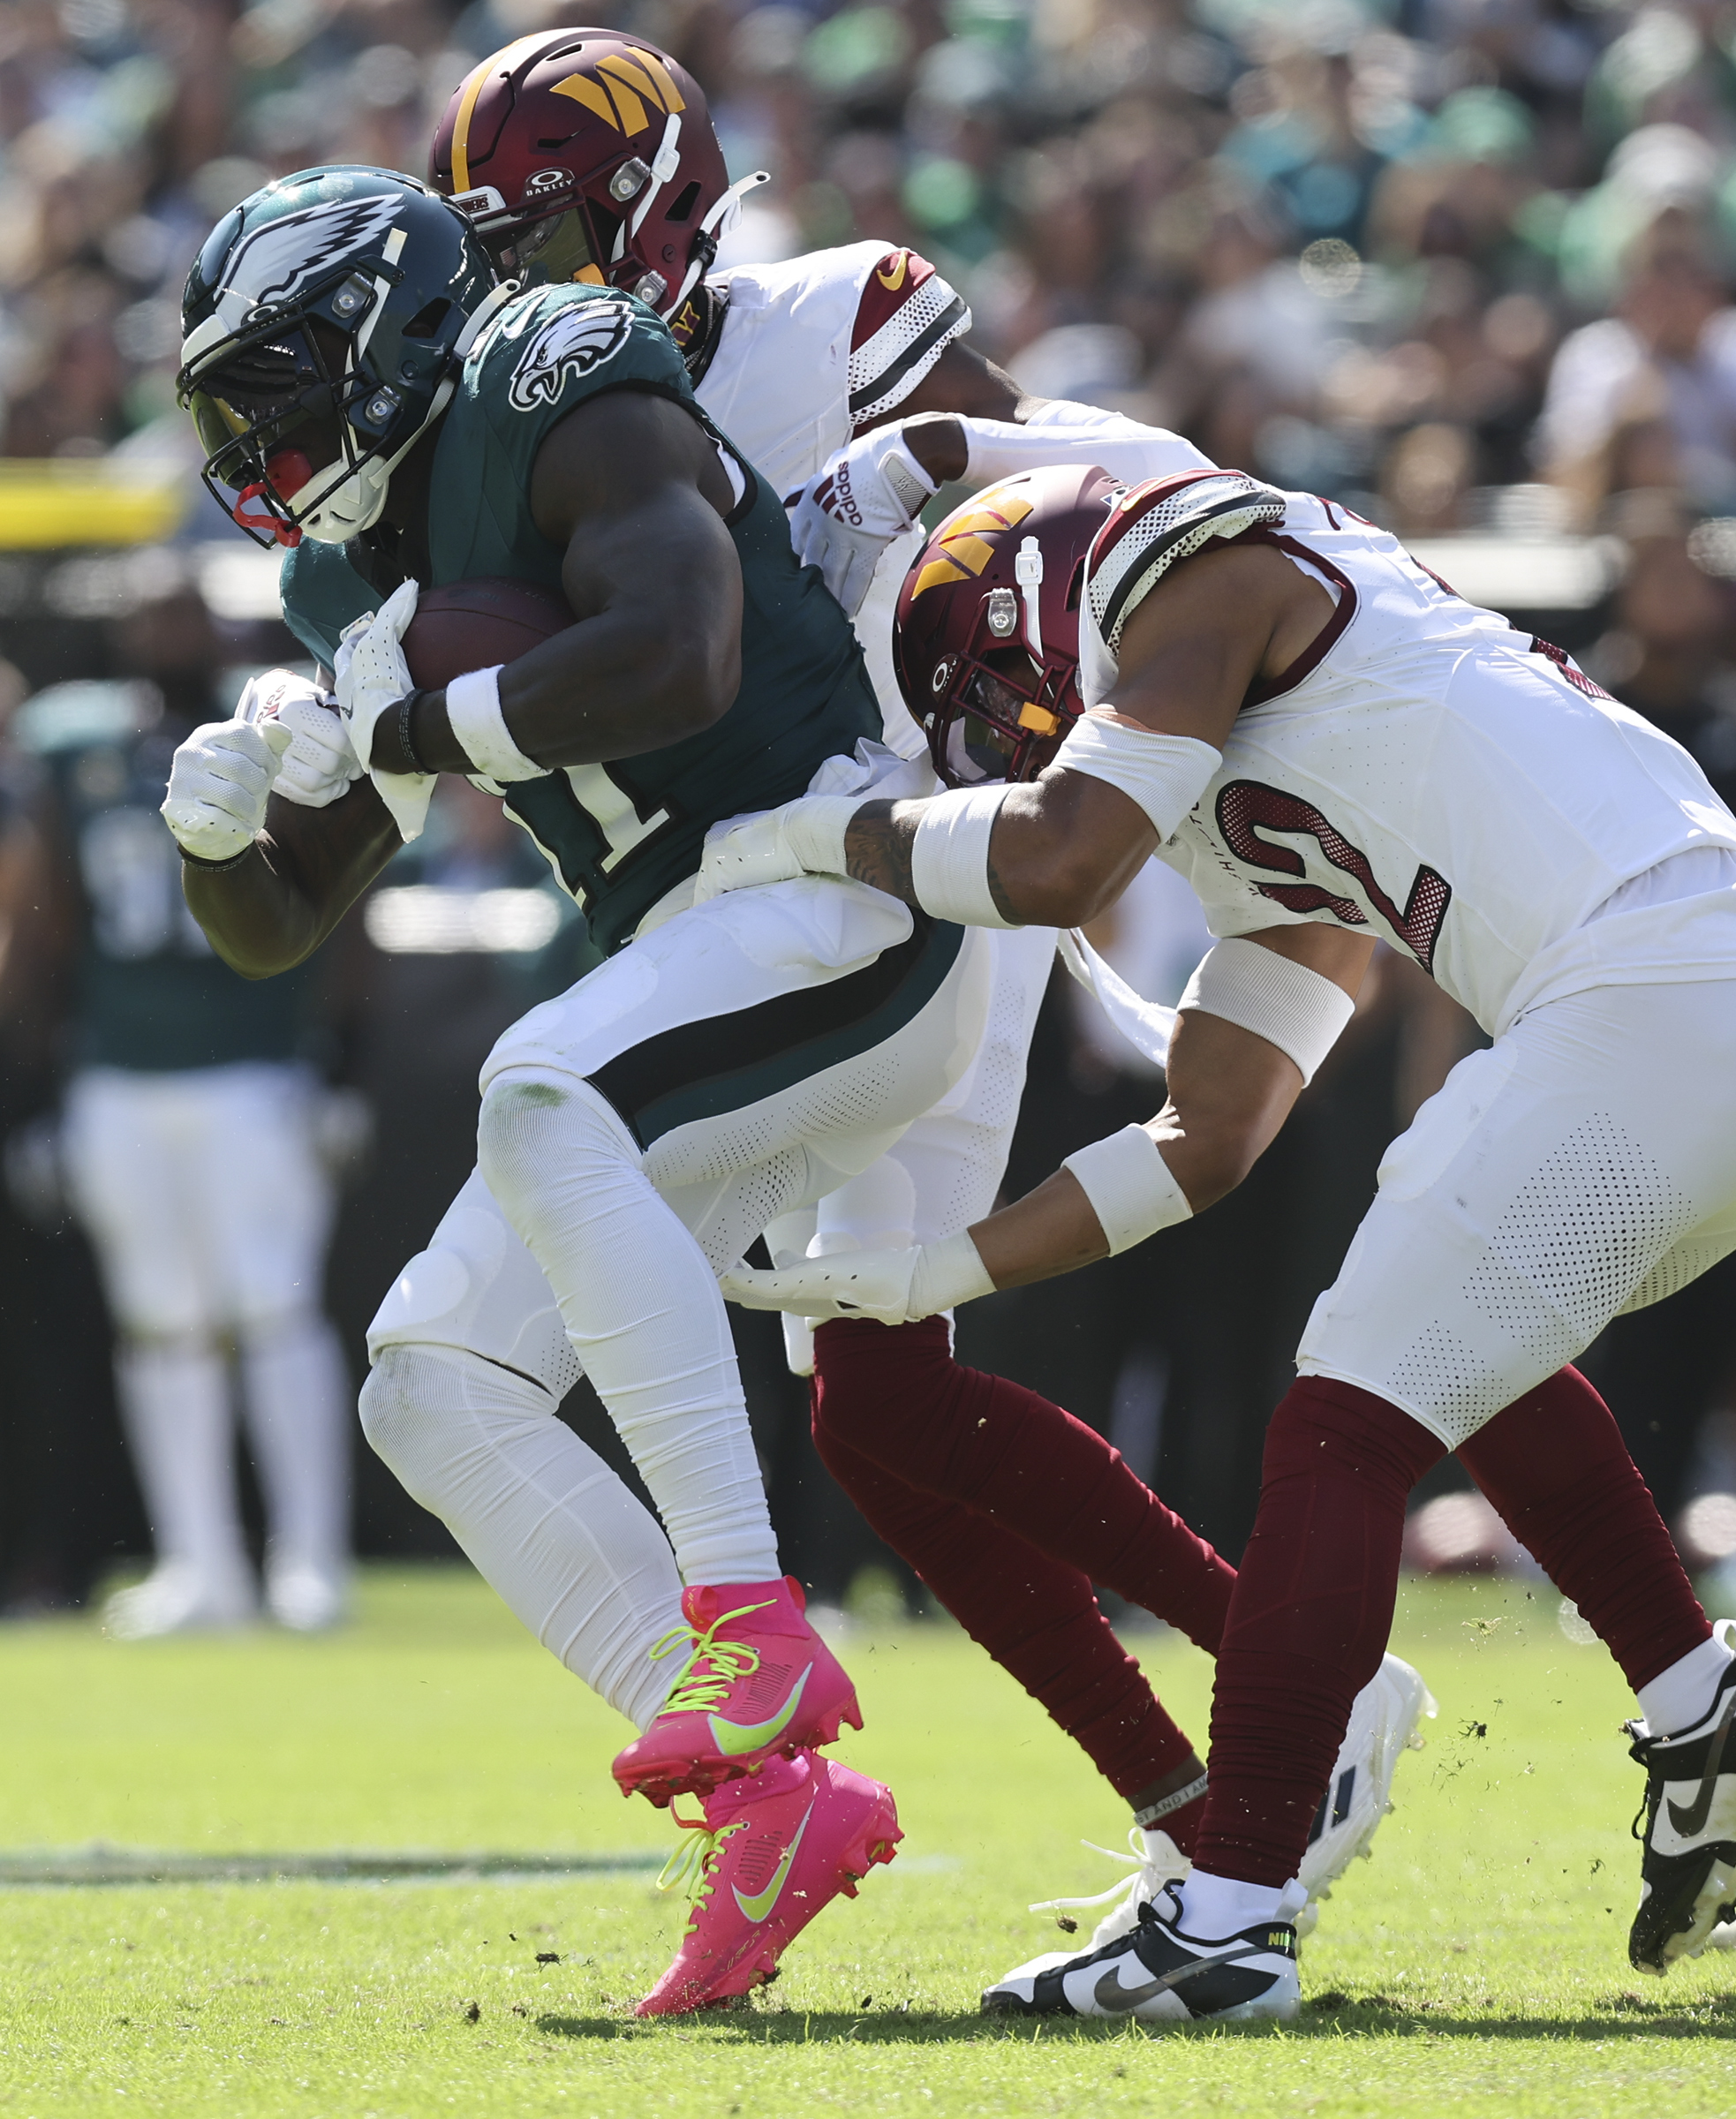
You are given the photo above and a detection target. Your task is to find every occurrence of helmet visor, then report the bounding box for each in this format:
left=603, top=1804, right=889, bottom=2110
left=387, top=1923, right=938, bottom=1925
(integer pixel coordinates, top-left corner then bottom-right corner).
left=183, top=327, right=338, bottom=491
left=931, top=653, right=1072, bottom=788
left=493, top=205, right=598, bottom=287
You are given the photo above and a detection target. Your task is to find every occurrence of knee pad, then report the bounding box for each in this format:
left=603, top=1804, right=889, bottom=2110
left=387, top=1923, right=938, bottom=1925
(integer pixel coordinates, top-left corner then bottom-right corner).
left=360, top=1343, right=554, bottom=1483
left=477, top=1072, right=638, bottom=1211
left=367, top=1168, right=579, bottom=1398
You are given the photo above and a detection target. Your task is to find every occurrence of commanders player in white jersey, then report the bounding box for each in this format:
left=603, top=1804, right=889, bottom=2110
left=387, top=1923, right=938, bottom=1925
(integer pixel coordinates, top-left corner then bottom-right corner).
left=712, top=456, right=1736, bottom=2016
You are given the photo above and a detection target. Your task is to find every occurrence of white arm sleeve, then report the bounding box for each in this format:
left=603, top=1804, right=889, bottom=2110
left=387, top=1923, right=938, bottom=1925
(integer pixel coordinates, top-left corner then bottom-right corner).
left=1061, top=1124, right=1192, bottom=1255
left=1178, top=938, right=1356, bottom=1084
left=1051, top=713, right=1220, bottom=844
left=909, top=785, right=1022, bottom=928
left=962, top=402, right=1217, bottom=490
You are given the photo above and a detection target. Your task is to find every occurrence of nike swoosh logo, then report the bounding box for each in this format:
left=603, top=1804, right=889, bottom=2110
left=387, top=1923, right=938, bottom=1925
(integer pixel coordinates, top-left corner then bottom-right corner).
left=733, top=1803, right=814, bottom=1922
left=875, top=253, right=909, bottom=292
left=1091, top=1941, right=1265, bottom=2014
left=707, top=1663, right=811, bottom=1758
left=1667, top=1689, right=1735, bottom=1837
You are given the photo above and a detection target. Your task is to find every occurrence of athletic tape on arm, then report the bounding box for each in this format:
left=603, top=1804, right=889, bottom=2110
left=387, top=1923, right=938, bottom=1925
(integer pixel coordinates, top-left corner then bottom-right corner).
left=1178, top=938, right=1355, bottom=1084
left=1061, top=1124, right=1192, bottom=1255
left=445, top=667, right=545, bottom=784
left=1052, top=715, right=1219, bottom=844
left=909, top=785, right=1022, bottom=928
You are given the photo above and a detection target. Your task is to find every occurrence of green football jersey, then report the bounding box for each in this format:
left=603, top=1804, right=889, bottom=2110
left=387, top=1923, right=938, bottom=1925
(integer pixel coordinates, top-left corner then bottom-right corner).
left=281, top=283, right=880, bottom=954
left=32, top=697, right=315, bottom=1073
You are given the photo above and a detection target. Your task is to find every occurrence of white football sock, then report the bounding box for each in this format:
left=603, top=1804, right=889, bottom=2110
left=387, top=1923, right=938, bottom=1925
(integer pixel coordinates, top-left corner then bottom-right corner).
left=1177, top=1869, right=1304, bottom=1939
left=240, top=1311, right=351, bottom=1572
left=1637, top=1632, right=1736, bottom=1738
left=115, top=1337, right=249, bottom=1583
left=478, top=1074, right=781, bottom=1586
left=361, top=1344, right=683, bottom=1730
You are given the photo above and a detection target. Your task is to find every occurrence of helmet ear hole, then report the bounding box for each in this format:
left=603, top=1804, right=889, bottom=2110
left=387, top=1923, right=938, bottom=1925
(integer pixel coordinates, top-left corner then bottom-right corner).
left=667, top=181, right=702, bottom=223
left=401, top=298, right=452, bottom=340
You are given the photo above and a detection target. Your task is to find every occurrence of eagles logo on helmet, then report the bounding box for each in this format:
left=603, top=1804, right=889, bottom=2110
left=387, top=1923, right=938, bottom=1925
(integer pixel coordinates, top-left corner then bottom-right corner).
left=430, top=28, right=767, bottom=347
left=177, top=167, right=501, bottom=548
left=894, top=464, right=1124, bottom=789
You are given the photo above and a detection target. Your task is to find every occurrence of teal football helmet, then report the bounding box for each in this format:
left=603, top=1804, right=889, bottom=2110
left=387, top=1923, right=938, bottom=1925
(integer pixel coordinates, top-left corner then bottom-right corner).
left=177, top=166, right=502, bottom=547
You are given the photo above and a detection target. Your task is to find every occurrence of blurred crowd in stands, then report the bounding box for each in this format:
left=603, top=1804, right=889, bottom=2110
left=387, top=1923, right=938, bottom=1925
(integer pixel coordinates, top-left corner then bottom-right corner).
left=1, top=0, right=1736, bottom=1626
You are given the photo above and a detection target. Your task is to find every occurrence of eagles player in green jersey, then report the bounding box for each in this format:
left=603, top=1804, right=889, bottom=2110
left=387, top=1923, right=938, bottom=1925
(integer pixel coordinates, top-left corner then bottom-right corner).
left=163, top=167, right=980, bottom=2001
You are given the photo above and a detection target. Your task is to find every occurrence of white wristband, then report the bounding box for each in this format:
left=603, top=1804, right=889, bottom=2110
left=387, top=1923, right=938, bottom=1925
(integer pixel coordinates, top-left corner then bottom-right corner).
left=1052, top=714, right=1219, bottom=844
left=1062, top=1125, right=1193, bottom=1256
left=444, top=666, right=544, bottom=783
left=910, top=786, right=1021, bottom=928
left=1179, top=938, right=1355, bottom=1084
left=909, top=1229, right=995, bottom=1316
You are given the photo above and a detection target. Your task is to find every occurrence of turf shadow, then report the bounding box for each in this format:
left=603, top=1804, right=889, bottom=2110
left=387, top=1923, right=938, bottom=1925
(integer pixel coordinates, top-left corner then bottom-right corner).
left=533, top=1990, right=1736, bottom=2046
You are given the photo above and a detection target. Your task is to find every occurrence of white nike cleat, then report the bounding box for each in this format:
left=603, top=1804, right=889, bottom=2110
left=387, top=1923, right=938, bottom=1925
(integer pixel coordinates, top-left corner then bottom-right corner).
left=1294, top=1651, right=1436, bottom=1936
left=983, top=1877, right=1303, bottom=2024
left=1024, top=1826, right=1193, bottom=1957
left=1627, top=1619, right=1736, bottom=1973
left=102, top=1559, right=255, bottom=1640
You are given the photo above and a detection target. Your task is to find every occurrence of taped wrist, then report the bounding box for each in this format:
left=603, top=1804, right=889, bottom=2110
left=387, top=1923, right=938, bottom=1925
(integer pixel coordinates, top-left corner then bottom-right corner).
left=1053, top=715, right=1219, bottom=843
left=908, top=1230, right=995, bottom=1317
left=1062, top=1124, right=1192, bottom=1256
left=1179, top=938, right=1355, bottom=1084
left=444, top=667, right=544, bottom=783
left=909, top=786, right=1021, bottom=928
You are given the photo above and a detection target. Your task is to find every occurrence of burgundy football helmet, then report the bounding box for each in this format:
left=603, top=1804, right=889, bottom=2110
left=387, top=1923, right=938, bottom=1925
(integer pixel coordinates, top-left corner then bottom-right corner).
left=894, top=463, right=1122, bottom=788
left=429, top=30, right=763, bottom=334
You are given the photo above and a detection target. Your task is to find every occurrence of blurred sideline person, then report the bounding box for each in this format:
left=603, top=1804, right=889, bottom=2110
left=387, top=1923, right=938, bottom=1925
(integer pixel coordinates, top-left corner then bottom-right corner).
left=713, top=456, right=1736, bottom=2011
left=18, top=576, right=351, bottom=1637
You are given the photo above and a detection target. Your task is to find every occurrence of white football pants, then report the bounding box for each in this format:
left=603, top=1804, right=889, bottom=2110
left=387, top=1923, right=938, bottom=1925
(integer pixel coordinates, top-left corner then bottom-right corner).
left=363, top=877, right=992, bottom=1680
left=359, top=897, right=1053, bottom=1726
left=64, top=1062, right=350, bottom=1581
left=1299, top=973, right=1736, bottom=1447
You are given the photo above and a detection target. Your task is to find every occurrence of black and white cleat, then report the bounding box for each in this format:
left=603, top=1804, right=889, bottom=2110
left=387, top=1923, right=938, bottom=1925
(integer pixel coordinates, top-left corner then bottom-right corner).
left=1627, top=1621, right=1736, bottom=1974
left=981, top=1880, right=1303, bottom=2025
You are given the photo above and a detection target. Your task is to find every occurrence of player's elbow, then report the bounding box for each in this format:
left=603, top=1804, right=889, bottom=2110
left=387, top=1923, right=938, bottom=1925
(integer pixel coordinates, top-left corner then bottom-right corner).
left=640, top=616, right=741, bottom=742
left=994, top=823, right=1121, bottom=928
left=1171, top=1119, right=1266, bottom=1213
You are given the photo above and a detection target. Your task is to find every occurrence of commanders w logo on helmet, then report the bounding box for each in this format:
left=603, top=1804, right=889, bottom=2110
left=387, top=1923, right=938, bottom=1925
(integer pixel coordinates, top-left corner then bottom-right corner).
left=547, top=47, right=687, bottom=135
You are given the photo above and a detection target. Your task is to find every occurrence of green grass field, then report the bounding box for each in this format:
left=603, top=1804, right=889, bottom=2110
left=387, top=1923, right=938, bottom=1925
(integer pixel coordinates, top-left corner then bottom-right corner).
left=0, top=1567, right=1732, bottom=2117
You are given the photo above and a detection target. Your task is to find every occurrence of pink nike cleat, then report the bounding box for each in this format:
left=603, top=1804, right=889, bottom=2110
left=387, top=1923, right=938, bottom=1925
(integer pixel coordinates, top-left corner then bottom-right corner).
left=613, top=1576, right=863, bottom=1806
left=635, top=1748, right=902, bottom=2017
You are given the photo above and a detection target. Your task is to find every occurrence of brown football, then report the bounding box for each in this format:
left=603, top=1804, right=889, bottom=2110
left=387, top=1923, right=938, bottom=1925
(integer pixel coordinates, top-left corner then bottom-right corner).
left=401, top=577, right=573, bottom=690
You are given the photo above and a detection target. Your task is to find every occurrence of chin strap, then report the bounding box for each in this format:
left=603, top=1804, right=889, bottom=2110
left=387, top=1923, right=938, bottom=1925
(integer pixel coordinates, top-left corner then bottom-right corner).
left=670, top=170, right=770, bottom=316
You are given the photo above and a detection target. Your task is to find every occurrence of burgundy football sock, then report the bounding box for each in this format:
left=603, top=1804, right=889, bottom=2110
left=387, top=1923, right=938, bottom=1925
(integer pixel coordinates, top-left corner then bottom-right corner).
left=1192, top=1376, right=1445, bottom=1887
left=812, top=1316, right=1235, bottom=1652
left=1460, top=1365, right=1710, bottom=1692
left=811, top=1402, right=1202, bottom=1815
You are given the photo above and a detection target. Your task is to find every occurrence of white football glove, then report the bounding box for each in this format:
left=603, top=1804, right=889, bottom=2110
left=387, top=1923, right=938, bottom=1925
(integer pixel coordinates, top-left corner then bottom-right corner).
left=719, top=1232, right=993, bottom=1325
left=333, top=578, right=433, bottom=841
left=787, top=426, right=937, bottom=617
left=236, top=668, right=360, bottom=811
left=693, top=795, right=864, bottom=902
left=161, top=715, right=294, bottom=863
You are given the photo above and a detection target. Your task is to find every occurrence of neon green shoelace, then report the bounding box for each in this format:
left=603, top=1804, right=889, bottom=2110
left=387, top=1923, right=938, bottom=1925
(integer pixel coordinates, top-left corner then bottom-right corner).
left=646, top=1597, right=777, bottom=1719
left=656, top=1807, right=750, bottom=1936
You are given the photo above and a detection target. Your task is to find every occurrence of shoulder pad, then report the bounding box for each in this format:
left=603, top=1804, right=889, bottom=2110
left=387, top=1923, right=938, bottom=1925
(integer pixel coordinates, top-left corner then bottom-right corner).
left=848, top=247, right=969, bottom=426
left=467, top=285, right=684, bottom=418
left=1087, top=471, right=1287, bottom=654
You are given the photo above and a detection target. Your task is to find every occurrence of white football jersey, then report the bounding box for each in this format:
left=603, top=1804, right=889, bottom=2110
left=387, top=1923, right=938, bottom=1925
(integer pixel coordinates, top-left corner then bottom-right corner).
left=697, top=244, right=1211, bottom=759
left=1083, top=482, right=1736, bottom=1037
